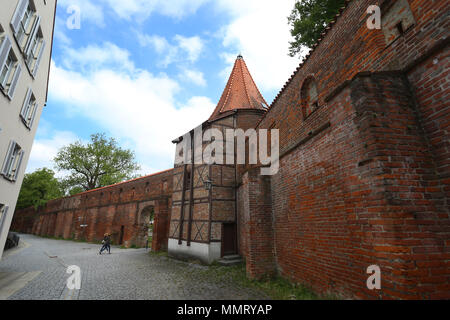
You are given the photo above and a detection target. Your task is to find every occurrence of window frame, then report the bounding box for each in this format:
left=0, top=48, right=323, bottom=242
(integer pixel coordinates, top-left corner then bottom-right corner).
left=0, top=204, right=10, bottom=234
left=0, top=42, right=21, bottom=99
left=1, top=141, right=25, bottom=182
left=0, top=54, right=14, bottom=87
left=16, top=5, right=34, bottom=49
left=26, top=27, right=44, bottom=76
left=20, top=87, right=38, bottom=129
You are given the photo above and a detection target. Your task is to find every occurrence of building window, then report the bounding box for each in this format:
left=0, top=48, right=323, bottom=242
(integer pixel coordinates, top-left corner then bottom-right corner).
left=1, top=141, right=25, bottom=182
left=0, top=204, right=9, bottom=234
left=10, top=0, right=44, bottom=77
left=20, top=87, right=38, bottom=129
left=0, top=55, right=14, bottom=86
left=300, top=77, right=319, bottom=119
left=26, top=28, right=45, bottom=76
left=0, top=36, right=22, bottom=99
left=16, top=4, right=34, bottom=50
left=25, top=25, right=45, bottom=77
left=11, top=0, right=37, bottom=50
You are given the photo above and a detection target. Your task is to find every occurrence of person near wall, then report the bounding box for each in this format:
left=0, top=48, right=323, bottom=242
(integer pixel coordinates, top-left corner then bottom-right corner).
left=99, top=233, right=111, bottom=254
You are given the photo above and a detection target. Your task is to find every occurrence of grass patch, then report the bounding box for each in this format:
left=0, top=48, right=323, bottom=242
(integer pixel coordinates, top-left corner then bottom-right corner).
left=200, top=263, right=328, bottom=300
left=149, top=250, right=168, bottom=257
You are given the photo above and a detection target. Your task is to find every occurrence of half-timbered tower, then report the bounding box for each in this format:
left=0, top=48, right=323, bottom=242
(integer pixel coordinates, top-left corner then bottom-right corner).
left=168, top=55, right=268, bottom=263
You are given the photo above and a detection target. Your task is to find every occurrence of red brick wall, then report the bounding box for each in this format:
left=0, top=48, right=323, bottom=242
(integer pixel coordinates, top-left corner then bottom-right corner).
left=257, top=0, right=448, bottom=154
left=11, top=169, right=173, bottom=249
left=238, top=168, right=275, bottom=279
left=246, top=0, right=449, bottom=299
left=259, top=71, right=449, bottom=299
left=407, top=49, right=449, bottom=211
left=10, top=0, right=447, bottom=300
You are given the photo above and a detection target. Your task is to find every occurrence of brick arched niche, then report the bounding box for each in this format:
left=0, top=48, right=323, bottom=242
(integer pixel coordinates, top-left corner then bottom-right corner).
left=141, top=205, right=154, bottom=247
left=135, top=201, right=155, bottom=247
left=134, top=199, right=170, bottom=251
left=300, top=76, right=320, bottom=119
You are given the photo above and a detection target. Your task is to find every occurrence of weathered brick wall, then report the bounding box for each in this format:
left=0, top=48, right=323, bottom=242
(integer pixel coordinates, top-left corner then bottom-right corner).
left=11, top=169, right=173, bottom=250
left=259, top=71, right=449, bottom=299
left=238, top=168, right=275, bottom=279
left=251, top=0, right=449, bottom=299
left=257, top=0, right=448, bottom=155
left=407, top=49, right=449, bottom=211
left=10, top=0, right=447, bottom=300
left=169, top=110, right=265, bottom=254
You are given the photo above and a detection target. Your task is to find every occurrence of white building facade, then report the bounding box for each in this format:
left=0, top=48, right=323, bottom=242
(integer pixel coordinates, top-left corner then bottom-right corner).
left=0, top=0, right=56, bottom=259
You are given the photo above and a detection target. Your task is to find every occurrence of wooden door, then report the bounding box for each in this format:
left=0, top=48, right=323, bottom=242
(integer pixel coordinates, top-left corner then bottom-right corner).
left=119, top=225, right=124, bottom=245
left=222, top=223, right=237, bottom=256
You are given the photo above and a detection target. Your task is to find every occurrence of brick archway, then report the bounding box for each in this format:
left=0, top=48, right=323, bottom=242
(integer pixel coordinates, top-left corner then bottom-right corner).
left=137, top=204, right=154, bottom=248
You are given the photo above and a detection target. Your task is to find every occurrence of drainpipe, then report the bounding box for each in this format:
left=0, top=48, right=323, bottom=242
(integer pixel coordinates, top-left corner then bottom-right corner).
left=178, top=164, right=187, bottom=245
left=187, top=131, right=195, bottom=246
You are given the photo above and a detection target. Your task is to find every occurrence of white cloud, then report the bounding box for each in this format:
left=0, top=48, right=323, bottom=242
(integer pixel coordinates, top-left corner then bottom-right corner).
left=174, top=35, right=204, bottom=63
left=49, top=43, right=214, bottom=174
left=101, top=0, right=209, bottom=21
left=27, top=130, right=79, bottom=176
left=214, top=0, right=302, bottom=97
left=137, top=34, right=170, bottom=54
left=179, top=68, right=206, bottom=87
left=54, top=16, right=72, bottom=46
left=60, top=42, right=135, bottom=72
left=58, top=0, right=105, bottom=27
left=137, top=33, right=205, bottom=67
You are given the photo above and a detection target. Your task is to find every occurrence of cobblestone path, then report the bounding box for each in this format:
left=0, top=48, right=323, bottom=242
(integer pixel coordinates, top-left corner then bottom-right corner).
left=0, top=234, right=267, bottom=300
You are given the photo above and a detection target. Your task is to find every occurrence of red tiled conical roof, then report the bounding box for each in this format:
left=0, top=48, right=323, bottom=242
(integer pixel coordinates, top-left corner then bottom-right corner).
left=209, top=55, right=268, bottom=121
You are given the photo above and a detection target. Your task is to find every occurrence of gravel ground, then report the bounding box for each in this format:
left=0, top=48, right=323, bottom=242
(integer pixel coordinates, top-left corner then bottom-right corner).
left=0, top=234, right=268, bottom=300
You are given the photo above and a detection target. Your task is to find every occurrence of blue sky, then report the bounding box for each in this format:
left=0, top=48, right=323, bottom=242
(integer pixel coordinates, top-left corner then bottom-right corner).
left=27, top=0, right=302, bottom=177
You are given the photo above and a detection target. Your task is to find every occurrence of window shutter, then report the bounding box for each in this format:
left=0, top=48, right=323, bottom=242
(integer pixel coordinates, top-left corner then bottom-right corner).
left=7, top=63, right=22, bottom=100
left=13, top=150, right=25, bottom=181
left=29, top=101, right=38, bottom=129
left=0, top=205, right=9, bottom=233
left=24, top=15, right=40, bottom=58
left=10, top=0, right=29, bottom=35
left=1, top=141, right=16, bottom=176
left=21, top=87, right=33, bottom=120
left=32, top=40, right=45, bottom=77
left=0, top=36, right=12, bottom=88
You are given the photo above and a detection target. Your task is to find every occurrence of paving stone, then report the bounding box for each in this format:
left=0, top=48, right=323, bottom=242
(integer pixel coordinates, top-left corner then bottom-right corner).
left=0, top=234, right=267, bottom=300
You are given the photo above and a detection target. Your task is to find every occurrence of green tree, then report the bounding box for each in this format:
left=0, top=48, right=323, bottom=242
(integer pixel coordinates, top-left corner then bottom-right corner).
left=54, top=133, right=140, bottom=191
left=68, top=186, right=85, bottom=196
left=17, top=168, right=64, bottom=209
left=288, top=0, right=346, bottom=56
